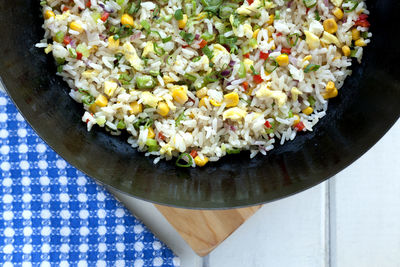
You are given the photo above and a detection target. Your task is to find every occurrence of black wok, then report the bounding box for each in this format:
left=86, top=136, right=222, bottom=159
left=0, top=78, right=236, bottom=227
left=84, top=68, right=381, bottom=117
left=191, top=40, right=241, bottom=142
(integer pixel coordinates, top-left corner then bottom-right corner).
left=0, top=0, right=399, bottom=208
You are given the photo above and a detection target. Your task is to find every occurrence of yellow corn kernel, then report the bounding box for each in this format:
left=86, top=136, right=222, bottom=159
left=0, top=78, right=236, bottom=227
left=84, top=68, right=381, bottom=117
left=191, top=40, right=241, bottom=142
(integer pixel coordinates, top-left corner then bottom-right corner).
left=323, top=88, right=338, bottom=99
left=69, top=21, right=84, bottom=33
left=95, top=94, right=108, bottom=107
left=90, top=45, right=98, bottom=53
left=157, top=102, right=170, bottom=117
left=44, top=10, right=55, bottom=20
left=163, top=75, right=175, bottom=84
left=147, top=127, right=155, bottom=139
left=355, top=38, right=366, bottom=47
left=129, top=101, right=143, bottom=115
left=199, top=96, right=208, bottom=108
left=89, top=104, right=97, bottom=113
left=293, top=114, right=300, bottom=125
left=196, top=87, right=208, bottom=98
left=224, top=92, right=239, bottom=108
left=121, top=14, right=135, bottom=27
left=194, top=156, right=209, bottom=167
left=210, top=99, right=222, bottom=107
left=302, top=107, right=314, bottom=115
left=178, top=14, right=188, bottom=29
left=352, top=28, right=360, bottom=40
left=252, top=29, right=260, bottom=39
left=107, top=36, right=120, bottom=50
left=171, top=87, right=188, bottom=105
left=268, top=15, right=275, bottom=25
left=303, top=55, right=312, bottom=62
left=196, top=12, right=207, bottom=20
left=323, top=19, right=338, bottom=34
left=276, top=54, right=289, bottom=67
left=332, top=7, right=344, bottom=20
left=326, top=81, right=336, bottom=93
left=342, top=45, right=351, bottom=57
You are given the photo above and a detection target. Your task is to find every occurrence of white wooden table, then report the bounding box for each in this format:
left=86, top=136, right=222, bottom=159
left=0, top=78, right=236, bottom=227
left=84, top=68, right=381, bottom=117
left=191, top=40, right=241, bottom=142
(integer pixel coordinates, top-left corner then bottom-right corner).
left=111, top=119, right=400, bottom=267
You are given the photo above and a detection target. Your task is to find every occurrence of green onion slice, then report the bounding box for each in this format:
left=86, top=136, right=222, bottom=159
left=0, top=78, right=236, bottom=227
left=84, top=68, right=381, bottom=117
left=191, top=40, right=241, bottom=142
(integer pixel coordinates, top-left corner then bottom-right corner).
left=175, top=152, right=193, bottom=167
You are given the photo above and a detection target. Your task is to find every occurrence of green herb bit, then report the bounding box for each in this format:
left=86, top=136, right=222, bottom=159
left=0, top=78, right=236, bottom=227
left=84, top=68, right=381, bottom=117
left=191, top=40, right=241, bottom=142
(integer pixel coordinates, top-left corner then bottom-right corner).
left=202, top=45, right=213, bottom=60
left=174, top=9, right=184, bottom=20
left=304, top=63, right=321, bottom=73
left=117, top=120, right=126, bottom=129
left=175, top=112, right=186, bottom=126
left=136, top=75, right=157, bottom=89
left=226, top=148, right=240, bottom=154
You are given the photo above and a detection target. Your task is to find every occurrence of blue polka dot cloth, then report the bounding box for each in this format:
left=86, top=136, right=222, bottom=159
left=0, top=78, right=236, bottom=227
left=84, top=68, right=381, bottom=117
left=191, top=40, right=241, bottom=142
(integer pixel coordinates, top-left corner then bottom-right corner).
left=0, top=90, right=180, bottom=267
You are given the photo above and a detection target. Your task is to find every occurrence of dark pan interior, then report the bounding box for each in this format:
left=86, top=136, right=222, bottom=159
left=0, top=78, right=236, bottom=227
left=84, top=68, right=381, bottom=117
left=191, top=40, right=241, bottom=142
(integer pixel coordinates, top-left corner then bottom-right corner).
left=0, top=0, right=399, bottom=208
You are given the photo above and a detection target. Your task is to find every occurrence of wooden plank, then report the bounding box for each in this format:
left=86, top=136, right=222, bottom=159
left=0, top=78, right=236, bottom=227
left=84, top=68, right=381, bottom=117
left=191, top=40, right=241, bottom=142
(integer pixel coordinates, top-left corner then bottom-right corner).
left=330, top=121, right=400, bottom=267
left=155, top=205, right=261, bottom=256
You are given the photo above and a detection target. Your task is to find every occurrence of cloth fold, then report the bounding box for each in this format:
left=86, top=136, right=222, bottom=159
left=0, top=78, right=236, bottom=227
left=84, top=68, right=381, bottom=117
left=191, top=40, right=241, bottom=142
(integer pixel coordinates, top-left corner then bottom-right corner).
left=0, top=90, right=179, bottom=267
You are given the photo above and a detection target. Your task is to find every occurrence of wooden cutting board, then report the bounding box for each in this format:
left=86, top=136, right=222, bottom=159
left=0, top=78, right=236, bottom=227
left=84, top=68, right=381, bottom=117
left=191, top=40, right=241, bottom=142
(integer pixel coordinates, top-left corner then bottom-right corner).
left=155, top=205, right=262, bottom=256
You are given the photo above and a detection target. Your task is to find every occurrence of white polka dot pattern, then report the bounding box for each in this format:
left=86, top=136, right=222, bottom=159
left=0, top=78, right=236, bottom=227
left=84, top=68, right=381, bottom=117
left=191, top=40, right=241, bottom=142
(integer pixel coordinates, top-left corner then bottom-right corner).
left=0, top=92, right=180, bottom=267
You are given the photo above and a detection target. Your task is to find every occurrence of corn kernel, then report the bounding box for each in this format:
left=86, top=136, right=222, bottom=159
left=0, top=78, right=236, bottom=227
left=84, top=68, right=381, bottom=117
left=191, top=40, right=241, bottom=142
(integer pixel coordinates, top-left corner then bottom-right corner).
left=194, top=156, right=209, bottom=167
left=210, top=99, right=222, bottom=107
left=90, top=45, right=98, bottom=53
left=129, top=101, right=143, bottom=115
left=303, top=55, right=312, bottom=62
left=178, top=14, right=188, bottom=29
left=276, top=54, right=289, bottom=67
left=171, top=87, right=188, bottom=105
left=147, top=127, right=155, bottom=139
left=199, top=96, right=208, bottom=108
left=44, top=10, right=55, bottom=20
left=268, top=15, right=274, bottom=25
left=196, top=87, right=208, bottom=98
left=95, top=94, right=108, bottom=107
left=252, top=29, right=260, bottom=39
left=323, top=19, right=338, bottom=34
left=163, top=75, right=175, bottom=84
left=326, top=81, right=336, bottom=93
left=69, top=21, right=84, bottom=33
left=351, top=28, right=360, bottom=40
left=332, top=7, right=344, bottom=20
left=157, top=102, right=170, bottom=117
left=89, top=104, right=97, bottom=113
left=223, top=92, right=239, bottom=107
left=355, top=38, right=366, bottom=47
left=121, top=14, right=135, bottom=27
left=293, top=115, right=300, bottom=125
left=342, top=45, right=351, bottom=57
left=302, top=107, right=314, bottom=115
left=107, top=36, right=120, bottom=50
left=323, top=89, right=338, bottom=99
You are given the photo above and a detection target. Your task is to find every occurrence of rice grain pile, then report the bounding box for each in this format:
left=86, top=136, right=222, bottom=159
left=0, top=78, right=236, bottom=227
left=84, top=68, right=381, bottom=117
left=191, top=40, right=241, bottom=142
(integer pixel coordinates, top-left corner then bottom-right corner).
left=38, top=0, right=371, bottom=167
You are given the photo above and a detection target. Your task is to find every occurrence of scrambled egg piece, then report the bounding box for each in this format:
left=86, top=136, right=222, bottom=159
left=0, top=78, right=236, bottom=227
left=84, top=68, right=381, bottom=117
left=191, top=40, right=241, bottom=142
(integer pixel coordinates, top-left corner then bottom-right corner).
left=142, top=41, right=154, bottom=58
left=55, top=10, right=70, bottom=21
left=223, top=107, right=247, bottom=121
left=330, top=0, right=343, bottom=7
left=187, top=55, right=210, bottom=73
left=140, top=91, right=158, bottom=108
left=104, top=80, right=118, bottom=97
left=160, top=143, right=174, bottom=156
left=255, top=83, right=287, bottom=107
left=304, top=31, right=320, bottom=50
left=236, top=0, right=262, bottom=16
left=82, top=70, right=98, bottom=79
left=243, top=58, right=254, bottom=72
left=123, top=42, right=143, bottom=71
left=211, top=44, right=230, bottom=70
left=290, top=87, right=303, bottom=102
left=321, top=31, right=341, bottom=47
